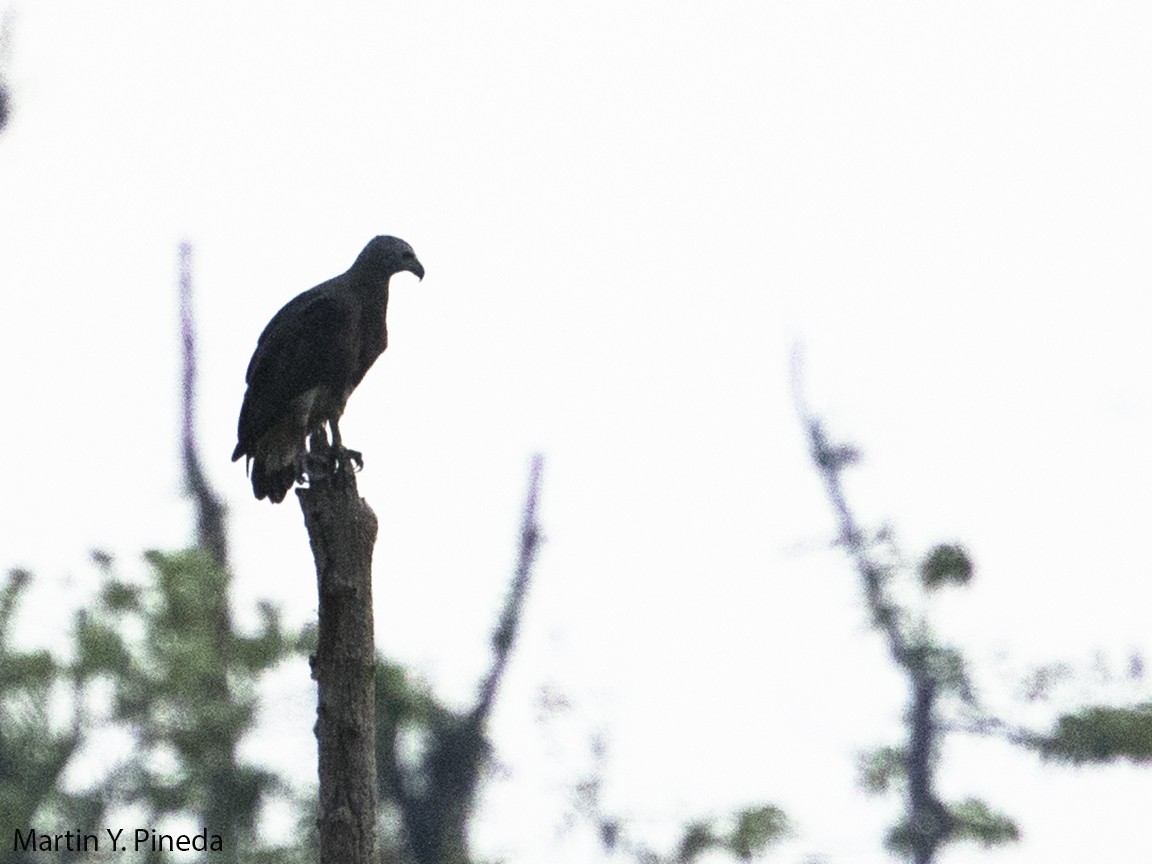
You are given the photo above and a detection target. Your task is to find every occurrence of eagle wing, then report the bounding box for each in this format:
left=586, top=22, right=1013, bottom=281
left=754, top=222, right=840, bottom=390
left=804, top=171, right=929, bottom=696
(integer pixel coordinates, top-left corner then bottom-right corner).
left=233, top=285, right=360, bottom=462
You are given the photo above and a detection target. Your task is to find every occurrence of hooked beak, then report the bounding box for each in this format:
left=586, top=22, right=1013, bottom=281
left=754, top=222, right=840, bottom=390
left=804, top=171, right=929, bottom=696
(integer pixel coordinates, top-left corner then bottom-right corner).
left=409, top=259, right=425, bottom=281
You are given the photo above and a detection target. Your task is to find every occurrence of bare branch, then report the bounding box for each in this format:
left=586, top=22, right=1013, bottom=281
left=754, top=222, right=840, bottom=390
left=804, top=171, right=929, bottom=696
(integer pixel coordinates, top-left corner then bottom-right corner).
left=178, top=241, right=228, bottom=568
left=792, top=350, right=952, bottom=863
left=473, top=453, right=545, bottom=725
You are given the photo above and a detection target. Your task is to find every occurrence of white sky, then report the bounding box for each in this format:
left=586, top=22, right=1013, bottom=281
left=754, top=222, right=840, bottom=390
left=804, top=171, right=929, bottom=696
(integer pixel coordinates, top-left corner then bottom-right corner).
left=2, top=2, right=1151, bottom=862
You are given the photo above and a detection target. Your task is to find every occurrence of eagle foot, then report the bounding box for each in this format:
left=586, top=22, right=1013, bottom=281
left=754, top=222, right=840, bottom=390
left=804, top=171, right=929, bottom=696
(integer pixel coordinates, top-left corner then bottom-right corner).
left=334, top=447, right=363, bottom=473
left=297, top=447, right=362, bottom=487
left=329, top=448, right=363, bottom=489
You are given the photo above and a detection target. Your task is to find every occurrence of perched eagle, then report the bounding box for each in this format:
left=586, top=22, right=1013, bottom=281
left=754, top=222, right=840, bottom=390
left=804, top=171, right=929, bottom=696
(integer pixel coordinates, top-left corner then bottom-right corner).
left=232, top=235, right=424, bottom=502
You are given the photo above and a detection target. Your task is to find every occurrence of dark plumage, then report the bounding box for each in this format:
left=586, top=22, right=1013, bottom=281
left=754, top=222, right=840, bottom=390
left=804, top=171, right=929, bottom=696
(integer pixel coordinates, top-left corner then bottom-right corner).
left=232, top=235, right=424, bottom=502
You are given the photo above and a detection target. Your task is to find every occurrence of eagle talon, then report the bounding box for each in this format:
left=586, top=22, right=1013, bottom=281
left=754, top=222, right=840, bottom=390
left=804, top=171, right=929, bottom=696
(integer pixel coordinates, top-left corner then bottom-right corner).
left=328, top=448, right=363, bottom=487
left=338, top=448, right=364, bottom=473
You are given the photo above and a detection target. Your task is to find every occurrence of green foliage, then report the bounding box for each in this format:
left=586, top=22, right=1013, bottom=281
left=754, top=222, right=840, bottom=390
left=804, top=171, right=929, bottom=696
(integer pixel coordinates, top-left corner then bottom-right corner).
left=670, top=805, right=790, bottom=863
left=77, top=547, right=296, bottom=862
left=902, top=637, right=972, bottom=700
left=0, top=645, right=55, bottom=692
left=727, top=805, right=790, bottom=861
left=858, top=746, right=905, bottom=794
left=927, top=647, right=970, bottom=695
left=948, top=798, right=1020, bottom=846
left=919, top=544, right=973, bottom=589
left=1040, top=704, right=1152, bottom=764
left=101, top=578, right=143, bottom=612
left=73, top=608, right=131, bottom=677
left=0, top=569, right=108, bottom=857
left=0, top=570, right=55, bottom=693
left=884, top=796, right=1020, bottom=856
left=860, top=745, right=1018, bottom=856
left=883, top=821, right=916, bottom=856
left=0, top=568, right=32, bottom=627
left=374, top=660, right=491, bottom=864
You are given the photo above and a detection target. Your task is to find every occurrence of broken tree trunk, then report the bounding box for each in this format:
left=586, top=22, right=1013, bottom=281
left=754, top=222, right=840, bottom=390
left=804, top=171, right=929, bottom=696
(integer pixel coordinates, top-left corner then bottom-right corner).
left=298, top=439, right=379, bottom=864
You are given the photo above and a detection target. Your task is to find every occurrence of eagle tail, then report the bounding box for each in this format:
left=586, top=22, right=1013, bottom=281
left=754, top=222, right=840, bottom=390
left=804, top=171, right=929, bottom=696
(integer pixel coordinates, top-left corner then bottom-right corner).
left=251, top=457, right=298, bottom=503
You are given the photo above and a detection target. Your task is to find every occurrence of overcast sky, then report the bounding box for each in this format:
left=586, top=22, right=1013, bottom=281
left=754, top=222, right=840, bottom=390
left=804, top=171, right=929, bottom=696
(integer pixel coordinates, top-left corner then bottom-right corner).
left=2, top=3, right=1151, bottom=862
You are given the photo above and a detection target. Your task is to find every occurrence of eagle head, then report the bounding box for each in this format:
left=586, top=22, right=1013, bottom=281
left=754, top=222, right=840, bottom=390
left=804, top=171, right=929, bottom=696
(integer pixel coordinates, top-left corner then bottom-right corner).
left=353, top=235, right=425, bottom=282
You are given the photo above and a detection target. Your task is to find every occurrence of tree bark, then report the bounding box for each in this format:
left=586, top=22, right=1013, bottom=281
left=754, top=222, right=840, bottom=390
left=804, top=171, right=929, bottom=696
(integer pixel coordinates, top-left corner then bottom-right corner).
left=907, top=676, right=952, bottom=864
left=298, top=452, right=379, bottom=864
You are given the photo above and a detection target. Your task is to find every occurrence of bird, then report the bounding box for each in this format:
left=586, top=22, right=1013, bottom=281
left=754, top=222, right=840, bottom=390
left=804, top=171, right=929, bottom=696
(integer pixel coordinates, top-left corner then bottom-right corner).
left=232, top=235, right=424, bottom=503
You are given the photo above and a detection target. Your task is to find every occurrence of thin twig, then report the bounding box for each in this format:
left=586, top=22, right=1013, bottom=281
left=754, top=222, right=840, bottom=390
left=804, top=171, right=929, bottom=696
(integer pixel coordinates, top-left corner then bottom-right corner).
left=474, top=453, right=545, bottom=724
